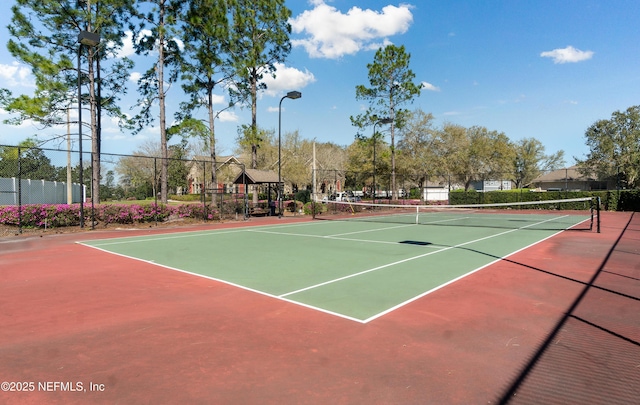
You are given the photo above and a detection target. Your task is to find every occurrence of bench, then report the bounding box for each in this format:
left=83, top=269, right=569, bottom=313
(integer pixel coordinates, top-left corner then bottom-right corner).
left=249, top=207, right=269, bottom=216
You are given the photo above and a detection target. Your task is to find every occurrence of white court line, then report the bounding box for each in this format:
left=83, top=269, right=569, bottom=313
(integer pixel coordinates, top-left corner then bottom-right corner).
left=79, top=242, right=367, bottom=323
left=246, top=228, right=433, bottom=247
left=422, top=216, right=472, bottom=225
left=279, top=215, right=570, bottom=299
left=327, top=223, right=416, bottom=237
left=80, top=220, right=326, bottom=247
left=79, top=213, right=580, bottom=323
left=362, top=225, right=576, bottom=323
left=247, top=221, right=416, bottom=238
left=82, top=228, right=250, bottom=246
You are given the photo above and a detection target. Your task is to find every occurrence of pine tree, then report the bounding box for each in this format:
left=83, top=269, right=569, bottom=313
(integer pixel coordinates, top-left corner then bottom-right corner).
left=228, top=0, right=292, bottom=171
left=175, top=0, right=233, bottom=191
left=130, top=0, right=184, bottom=203
left=351, top=45, right=422, bottom=200
left=4, top=0, right=135, bottom=205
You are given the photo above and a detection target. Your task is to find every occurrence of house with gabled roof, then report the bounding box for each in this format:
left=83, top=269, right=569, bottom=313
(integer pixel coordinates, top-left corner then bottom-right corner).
left=186, top=155, right=246, bottom=194
left=530, top=166, right=611, bottom=191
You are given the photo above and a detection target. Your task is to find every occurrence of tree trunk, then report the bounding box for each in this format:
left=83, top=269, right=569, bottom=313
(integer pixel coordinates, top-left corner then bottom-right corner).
left=208, top=90, right=217, bottom=193
left=158, top=2, right=168, bottom=204
left=251, top=74, right=259, bottom=204
left=88, top=46, right=100, bottom=206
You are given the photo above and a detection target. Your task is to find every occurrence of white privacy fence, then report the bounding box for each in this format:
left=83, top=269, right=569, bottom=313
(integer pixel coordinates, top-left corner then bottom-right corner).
left=0, top=177, right=84, bottom=205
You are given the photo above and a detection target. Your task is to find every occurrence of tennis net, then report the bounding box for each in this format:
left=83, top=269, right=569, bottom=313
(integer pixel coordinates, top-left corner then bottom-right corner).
left=314, top=197, right=600, bottom=232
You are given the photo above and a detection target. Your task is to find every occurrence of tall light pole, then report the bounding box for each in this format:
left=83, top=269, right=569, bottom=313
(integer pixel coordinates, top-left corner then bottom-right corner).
left=77, top=30, right=100, bottom=228
left=372, top=117, right=392, bottom=204
left=66, top=108, right=72, bottom=204
left=278, top=90, right=302, bottom=218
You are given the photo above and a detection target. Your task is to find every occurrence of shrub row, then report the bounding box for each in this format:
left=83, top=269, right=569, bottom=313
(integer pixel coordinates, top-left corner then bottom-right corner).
left=0, top=203, right=216, bottom=228
left=3, top=190, right=638, bottom=229
left=449, top=189, right=640, bottom=211
left=0, top=197, right=297, bottom=229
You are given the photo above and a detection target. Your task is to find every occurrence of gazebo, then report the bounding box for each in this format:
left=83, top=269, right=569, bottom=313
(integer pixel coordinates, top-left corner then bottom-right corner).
left=233, top=169, right=281, bottom=216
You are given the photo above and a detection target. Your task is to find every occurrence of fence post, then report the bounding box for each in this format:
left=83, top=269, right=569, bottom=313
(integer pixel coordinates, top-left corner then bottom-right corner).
left=154, top=157, right=158, bottom=226
left=243, top=163, right=248, bottom=219
left=201, top=159, right=206, bottom=221
left=17, top=147, right=22, bottom=234
left=597, top=196, right=601, bottom=233
left=90, top=153, right=95, bottom=230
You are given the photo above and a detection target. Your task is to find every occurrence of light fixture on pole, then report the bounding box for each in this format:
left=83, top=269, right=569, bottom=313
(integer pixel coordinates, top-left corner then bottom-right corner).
left=77, top=30, right=100, bottom=228
left=372, top=117, right=392, bottom=204
left=278, top=90, right=302, bottom=218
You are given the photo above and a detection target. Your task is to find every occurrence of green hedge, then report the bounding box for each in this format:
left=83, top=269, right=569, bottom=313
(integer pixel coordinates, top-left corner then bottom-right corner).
left=169, top=194, right=205, bottom=202
left=449, top=190, right=640, bottom=211
left=616, top=189, right=640, bottom=211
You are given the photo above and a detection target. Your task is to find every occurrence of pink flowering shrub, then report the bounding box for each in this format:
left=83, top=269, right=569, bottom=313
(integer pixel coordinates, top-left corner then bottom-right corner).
left=0, top=203, right=218, bottom=228
left=0, top=204, right=79, bottom=227
left=94, top=204, right=175, bottom=224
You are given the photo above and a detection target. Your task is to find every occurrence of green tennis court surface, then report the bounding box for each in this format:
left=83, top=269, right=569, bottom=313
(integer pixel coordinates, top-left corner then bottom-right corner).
left=80, top=211, right=592, bottom=322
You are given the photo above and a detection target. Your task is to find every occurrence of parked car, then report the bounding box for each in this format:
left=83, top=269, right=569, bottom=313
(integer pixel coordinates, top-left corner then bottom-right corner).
left=320, top=193, right=339, bottom=203
left=320, top=191, right=361, bottom=203
left=374, top=189, right=406, bottom=198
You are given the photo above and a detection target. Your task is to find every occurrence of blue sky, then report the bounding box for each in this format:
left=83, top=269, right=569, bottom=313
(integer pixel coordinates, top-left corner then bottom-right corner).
left=1, top=0, right=639, bottom=165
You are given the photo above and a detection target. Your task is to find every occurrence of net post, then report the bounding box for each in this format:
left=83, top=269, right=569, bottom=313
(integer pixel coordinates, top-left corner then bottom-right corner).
left=596, top=196, right=601, bottom=233
left=415, top=206, right=419, bottom=225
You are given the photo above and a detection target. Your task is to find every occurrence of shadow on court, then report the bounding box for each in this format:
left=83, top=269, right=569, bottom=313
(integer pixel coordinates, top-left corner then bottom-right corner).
left=0, top=212, right=637, bottom=404
left=393, top=215, right=639, bottom=404
left=497, top=212, right=640, bottom=404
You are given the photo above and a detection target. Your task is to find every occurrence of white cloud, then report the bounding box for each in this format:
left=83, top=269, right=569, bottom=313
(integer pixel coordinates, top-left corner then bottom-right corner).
left=421, top=82, right=440, bottom=92
left=540, top=46, right=594, bottom=64
left=363, top=39, right=393, bottom=52
left=260, top=62, right=316, bottom=97
left=116, top=31, right=137, bottom=58
left=217, top=110, right=238, bottom=123
left=172, top=38, right=185, bottom=52
left=0, top=62, right=34, bottom=87
left=210, top=94, right=227, bottom=106
left=115, top=30, right=183, bottom=59
left=129, top=71, right=142, bottom=83
left=290, top=1, right=414, bottom=59
left=101, top=126, right=121, bottom=135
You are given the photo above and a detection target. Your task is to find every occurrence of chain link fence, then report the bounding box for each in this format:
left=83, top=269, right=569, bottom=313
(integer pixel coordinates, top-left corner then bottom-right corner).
left=0, top=143, right=626, bottom=232
left=0, top=145, right=249, bottom=232
left=313, top=167, right=617, bottom=202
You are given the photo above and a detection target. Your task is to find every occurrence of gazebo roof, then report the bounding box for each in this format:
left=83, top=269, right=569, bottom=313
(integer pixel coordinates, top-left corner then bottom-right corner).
left=233, top=169, right=280, bottom=185
left=532, top=166, right=596, bottom=182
